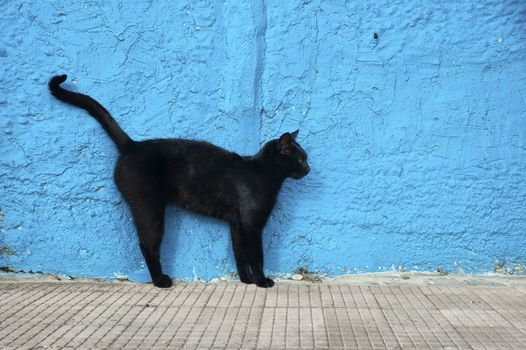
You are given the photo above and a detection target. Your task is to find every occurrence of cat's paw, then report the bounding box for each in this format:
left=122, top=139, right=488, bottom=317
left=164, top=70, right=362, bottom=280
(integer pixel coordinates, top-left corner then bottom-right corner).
left=153, top=274, right=173, bottom=288
left=255, top=277, right=275, bottom=288
left=239, top=272, right=255, bottom=284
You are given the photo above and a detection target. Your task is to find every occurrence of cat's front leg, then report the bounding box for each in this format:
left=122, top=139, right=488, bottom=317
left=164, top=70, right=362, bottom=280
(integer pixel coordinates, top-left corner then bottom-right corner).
left=229, top=223, right=255, bottom=284
left=239, top=270, right=255, bottom=284
left=242, top=225, right=274, bottom=288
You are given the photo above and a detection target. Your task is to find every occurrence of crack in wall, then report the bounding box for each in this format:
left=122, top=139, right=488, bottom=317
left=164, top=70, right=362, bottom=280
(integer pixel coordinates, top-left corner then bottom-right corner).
left=252, top=0, right=267, bottom=147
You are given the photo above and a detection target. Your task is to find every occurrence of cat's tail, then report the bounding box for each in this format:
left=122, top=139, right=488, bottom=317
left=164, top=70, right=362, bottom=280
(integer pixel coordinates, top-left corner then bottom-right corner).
left=49, top=74, right=134, bottom=153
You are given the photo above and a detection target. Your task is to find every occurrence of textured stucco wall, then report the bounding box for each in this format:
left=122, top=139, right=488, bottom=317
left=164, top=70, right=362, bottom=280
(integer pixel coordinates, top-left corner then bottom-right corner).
left=1, top=1, right=525, bottom=281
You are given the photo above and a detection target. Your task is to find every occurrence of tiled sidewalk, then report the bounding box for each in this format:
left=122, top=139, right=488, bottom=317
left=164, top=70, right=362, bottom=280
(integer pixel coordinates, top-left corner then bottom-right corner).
left=0, top=275, right=525, bottom=349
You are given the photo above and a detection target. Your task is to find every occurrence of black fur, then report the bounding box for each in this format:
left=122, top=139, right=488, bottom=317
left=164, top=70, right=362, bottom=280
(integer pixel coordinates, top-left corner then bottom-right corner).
left=49, top=74, right=310, bottom=288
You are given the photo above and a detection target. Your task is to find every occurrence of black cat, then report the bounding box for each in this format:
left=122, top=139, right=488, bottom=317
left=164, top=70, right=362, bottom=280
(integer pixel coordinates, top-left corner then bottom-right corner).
left=48, top=74, right=309, bottom=288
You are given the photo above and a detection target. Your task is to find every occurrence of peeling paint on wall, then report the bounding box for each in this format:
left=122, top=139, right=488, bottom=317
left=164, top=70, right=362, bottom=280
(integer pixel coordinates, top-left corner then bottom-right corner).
left=0, top=248, right=14, bottom=256
left=494, top=257, right=526, bottom=275
left=0, top=0, right=525, bottom=281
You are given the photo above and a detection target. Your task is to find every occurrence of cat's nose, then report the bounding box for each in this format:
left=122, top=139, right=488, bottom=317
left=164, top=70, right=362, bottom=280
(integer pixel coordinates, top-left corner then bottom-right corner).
left=304, top=164, right=310, bottom=175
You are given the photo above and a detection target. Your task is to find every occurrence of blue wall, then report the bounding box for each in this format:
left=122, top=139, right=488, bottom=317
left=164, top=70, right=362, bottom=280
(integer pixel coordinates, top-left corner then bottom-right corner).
left=1, top=0, right=525, bottom=281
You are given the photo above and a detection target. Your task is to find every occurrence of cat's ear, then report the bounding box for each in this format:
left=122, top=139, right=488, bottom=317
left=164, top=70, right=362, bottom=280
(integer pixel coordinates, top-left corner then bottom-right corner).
left=278, top=132, right=292, bottom=155
left=290, top=130, right=299, bottom=140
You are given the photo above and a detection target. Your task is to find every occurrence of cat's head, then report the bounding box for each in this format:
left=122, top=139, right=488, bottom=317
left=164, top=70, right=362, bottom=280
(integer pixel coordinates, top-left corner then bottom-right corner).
left=276, top=130, right=310, bottom=179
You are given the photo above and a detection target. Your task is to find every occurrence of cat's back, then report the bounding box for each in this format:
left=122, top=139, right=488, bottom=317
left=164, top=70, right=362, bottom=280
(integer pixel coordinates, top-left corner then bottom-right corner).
left=148, top=138, right=241, bottom=164
left=123, top=138, right=246, bottom=176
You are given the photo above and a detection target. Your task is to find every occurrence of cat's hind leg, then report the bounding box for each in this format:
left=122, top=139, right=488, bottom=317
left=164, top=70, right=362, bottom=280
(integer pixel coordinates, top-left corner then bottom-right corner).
left=130, top=201, right=172, bottom=288
left=115, top=158, right=172, bottom=288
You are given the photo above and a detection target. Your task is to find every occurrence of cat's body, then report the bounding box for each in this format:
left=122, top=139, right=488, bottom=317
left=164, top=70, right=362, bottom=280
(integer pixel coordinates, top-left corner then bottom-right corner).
left=49, top=74, right=309, bottom=288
